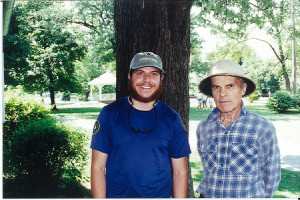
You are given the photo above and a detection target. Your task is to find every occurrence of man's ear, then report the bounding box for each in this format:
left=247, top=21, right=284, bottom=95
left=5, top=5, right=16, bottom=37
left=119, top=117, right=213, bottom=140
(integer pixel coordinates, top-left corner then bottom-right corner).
left=128, top=73, right=131, bottom=80
left=242, top=82, right=247, bottom=95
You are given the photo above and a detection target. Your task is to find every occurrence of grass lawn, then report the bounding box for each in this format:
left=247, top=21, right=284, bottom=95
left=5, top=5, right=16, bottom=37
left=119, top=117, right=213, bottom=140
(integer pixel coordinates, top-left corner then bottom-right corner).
left=51, top=102, right=300, bottom=198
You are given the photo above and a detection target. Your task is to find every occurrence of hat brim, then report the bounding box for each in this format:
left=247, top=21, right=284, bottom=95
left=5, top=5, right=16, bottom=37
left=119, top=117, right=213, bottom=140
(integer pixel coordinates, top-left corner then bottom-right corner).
left=198, top=74, right=256, bottom=98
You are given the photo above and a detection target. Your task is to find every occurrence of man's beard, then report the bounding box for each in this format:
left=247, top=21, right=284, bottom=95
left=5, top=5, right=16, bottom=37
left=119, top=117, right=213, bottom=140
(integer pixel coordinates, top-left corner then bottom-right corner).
left=128, top=79, right=163, bottom=103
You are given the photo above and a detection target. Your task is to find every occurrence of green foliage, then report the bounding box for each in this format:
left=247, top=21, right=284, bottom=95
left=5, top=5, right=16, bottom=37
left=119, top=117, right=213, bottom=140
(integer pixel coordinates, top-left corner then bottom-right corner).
left=251, top=91, right=261, bottom=101
left=5, top=1, right=86, bottom=107
left=193, top=0, right=300, bottom=91
left=3, top=87, right=89, bottom=197
left=206, top=42, right=254, bottom=62
left=4, top=87, right=50, bottom=178
left=3, top=2, right=35, bottom=86
left=189, top=13, right=207, bottom=76
left=71, top=1, right=116, bottom=98
left=296, top=92, right=300, bottom=111
left=3, top=86, right=50, bottom=143
left=255, top=64, right=281, bottom=94
left=4, top=117, right=89, bottom=198
left=62, top=93, right=71, bottom=101
left=102, top=85, right=115, bottom=94
left=267, top=90, right=299, bottom=113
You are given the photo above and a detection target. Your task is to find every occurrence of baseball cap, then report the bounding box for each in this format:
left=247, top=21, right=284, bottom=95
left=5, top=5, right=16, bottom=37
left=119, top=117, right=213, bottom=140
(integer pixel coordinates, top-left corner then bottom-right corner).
left=129, top=52, right=163, bottom=73
left=198, top=60, right=256, bottom=97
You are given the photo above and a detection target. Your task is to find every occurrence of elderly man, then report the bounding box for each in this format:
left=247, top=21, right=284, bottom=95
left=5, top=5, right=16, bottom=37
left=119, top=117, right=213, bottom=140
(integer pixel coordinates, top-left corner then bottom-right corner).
left=196, top=60, right=281, bottom=198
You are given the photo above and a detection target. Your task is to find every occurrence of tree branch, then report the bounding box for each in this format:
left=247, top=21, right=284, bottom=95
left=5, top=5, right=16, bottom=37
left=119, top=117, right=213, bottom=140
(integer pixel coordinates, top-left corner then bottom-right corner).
left=248, top=37, right=281, bottom=62
left=227, top=38, right=281, bottom=62
left=65, top=19, right=101, bottom=35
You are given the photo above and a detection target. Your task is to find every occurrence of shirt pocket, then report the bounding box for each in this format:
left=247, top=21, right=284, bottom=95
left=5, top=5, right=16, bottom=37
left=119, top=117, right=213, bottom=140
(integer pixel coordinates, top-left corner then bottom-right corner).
left=200, top=142, right=218, bottom=173
left=230, top=143, right=259, bottom=175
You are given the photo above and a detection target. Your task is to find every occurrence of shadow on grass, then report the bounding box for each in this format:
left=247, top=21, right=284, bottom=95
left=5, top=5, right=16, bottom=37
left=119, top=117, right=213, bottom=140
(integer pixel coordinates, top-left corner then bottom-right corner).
left=191, top=162, right=300, bottom=198
left=51, top=104, right=300, bottom=122
left=3, top=177, right=92, bottom=198
left=189, top=108, right=211, bottom=121
left=274, top=168, right=300, bottom=198
left=51, top=107, right=102, bottom=120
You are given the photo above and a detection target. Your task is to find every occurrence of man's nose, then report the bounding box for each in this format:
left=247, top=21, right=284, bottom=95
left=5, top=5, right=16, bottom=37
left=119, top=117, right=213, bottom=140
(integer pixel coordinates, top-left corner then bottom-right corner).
left=219, top=88, right=227, bottom=96
left=143, top=73, right=151, bottom=82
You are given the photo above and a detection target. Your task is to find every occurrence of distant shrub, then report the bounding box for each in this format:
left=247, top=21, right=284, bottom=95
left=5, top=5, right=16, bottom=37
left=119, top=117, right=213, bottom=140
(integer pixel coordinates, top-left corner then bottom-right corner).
left=4, top=117, right=88, bottom=198
left=102, top=85, right=116, bottom=94
left=4, top=96, right=50, bottom=135
left=62, top=92, right=71, bottom=101
left=3, top=87, right=89, bottom=197
left=3, top=90, right=50, bottom=176
left=249, top=91, right=261, bottom=103
left=296, top=92, right=300, bottom=111
left=267, top=90, right=298, bottom=113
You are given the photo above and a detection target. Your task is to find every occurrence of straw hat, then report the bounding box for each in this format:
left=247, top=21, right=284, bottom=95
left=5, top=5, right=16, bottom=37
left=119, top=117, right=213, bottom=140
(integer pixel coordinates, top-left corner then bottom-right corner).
left=198, top=60, right=256, bottom=97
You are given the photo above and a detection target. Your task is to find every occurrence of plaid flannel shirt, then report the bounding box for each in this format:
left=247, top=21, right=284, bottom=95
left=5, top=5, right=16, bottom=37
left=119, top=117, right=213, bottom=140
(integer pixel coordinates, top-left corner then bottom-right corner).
left=196, top=104, right=281, bottom=198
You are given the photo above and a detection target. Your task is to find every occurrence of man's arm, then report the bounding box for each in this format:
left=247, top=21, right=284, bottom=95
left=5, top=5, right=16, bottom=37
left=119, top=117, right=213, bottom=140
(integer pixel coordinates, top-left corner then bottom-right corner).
left=171, top=156, right=188, bottom=198
left=260, top=125, right=281, bottom=197
left=91, top=149, right=108, bottom=198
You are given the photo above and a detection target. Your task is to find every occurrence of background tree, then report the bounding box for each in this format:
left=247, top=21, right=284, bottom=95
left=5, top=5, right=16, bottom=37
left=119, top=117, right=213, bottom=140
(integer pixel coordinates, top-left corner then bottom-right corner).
left=114, top=0, right=194, bottom=197
left=26, top=2, right=86, bottom=110
left=67, top=1, right=116, bottom=100
left=4, top=2, right=86, bottom=109
left=188, top=14, right=209, bottom=95
left=194, top=0, right=300, bottom=92
left=3, top=2, right=34, bottom=86
left=205, top=41, right=282, bottom=95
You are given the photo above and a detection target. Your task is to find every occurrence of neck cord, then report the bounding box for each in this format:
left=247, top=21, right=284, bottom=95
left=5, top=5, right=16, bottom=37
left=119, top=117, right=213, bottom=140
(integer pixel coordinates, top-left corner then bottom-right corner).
left=128, top=97, right=158, bottom=133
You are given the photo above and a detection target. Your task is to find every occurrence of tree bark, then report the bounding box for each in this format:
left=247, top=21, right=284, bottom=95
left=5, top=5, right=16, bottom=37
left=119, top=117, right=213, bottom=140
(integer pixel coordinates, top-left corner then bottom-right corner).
left=49, top=86, right=57, bottom=110
left=114, top=0, right=194, bottom=197
left=276, top=31, right=291, bottom=91
left=48, top=71, right=57, bottom=110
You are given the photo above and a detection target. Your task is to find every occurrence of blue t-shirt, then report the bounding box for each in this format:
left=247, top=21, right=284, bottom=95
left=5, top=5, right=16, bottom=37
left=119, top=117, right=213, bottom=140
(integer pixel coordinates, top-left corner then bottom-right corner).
left=91, top=97, right=191, bottom=198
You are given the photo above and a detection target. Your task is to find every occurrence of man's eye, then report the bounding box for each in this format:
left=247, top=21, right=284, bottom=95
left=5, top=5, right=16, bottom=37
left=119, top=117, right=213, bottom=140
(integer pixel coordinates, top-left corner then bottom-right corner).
left=136, top=72, right=143, bottom=75
left=212, top=86, right=219, bottom=90
left=151, top=72, right=159, bottom=76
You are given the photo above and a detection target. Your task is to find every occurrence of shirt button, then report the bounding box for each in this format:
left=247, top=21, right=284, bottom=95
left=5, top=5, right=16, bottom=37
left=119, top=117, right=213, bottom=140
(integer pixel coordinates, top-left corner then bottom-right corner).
left=225, top=131, right=228, bottom=134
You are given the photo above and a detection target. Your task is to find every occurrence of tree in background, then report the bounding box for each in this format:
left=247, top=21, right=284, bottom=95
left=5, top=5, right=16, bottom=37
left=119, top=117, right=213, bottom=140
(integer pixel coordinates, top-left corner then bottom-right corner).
left=189, top=12, right=209, bottom=93
left=3, top=2, right=33, bottom=86
left=26, top=2, right=86, bottom=110
left=205, top=41, right=282, bottom=95
left=114, top=0, right=194, bottom=197
left=194, top=0, right=300, bottom=92
left=4, top=2, right=86, bottom=110
left=67, top=1, right=116, bottom=100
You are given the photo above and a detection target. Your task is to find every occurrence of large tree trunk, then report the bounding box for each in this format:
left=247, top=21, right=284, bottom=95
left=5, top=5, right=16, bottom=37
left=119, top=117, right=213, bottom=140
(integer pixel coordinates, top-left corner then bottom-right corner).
left=114, top=0, right=194, bottom=197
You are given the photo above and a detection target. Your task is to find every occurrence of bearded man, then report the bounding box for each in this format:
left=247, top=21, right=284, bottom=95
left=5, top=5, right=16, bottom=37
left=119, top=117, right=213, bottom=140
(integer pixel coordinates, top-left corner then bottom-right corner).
left=90, top=52, right=191, bottom=198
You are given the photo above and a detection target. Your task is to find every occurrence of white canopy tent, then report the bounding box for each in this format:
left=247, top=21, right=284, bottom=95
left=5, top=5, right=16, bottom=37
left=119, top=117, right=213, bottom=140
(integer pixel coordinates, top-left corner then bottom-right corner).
left=88, top=72, right=116, bottom=101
